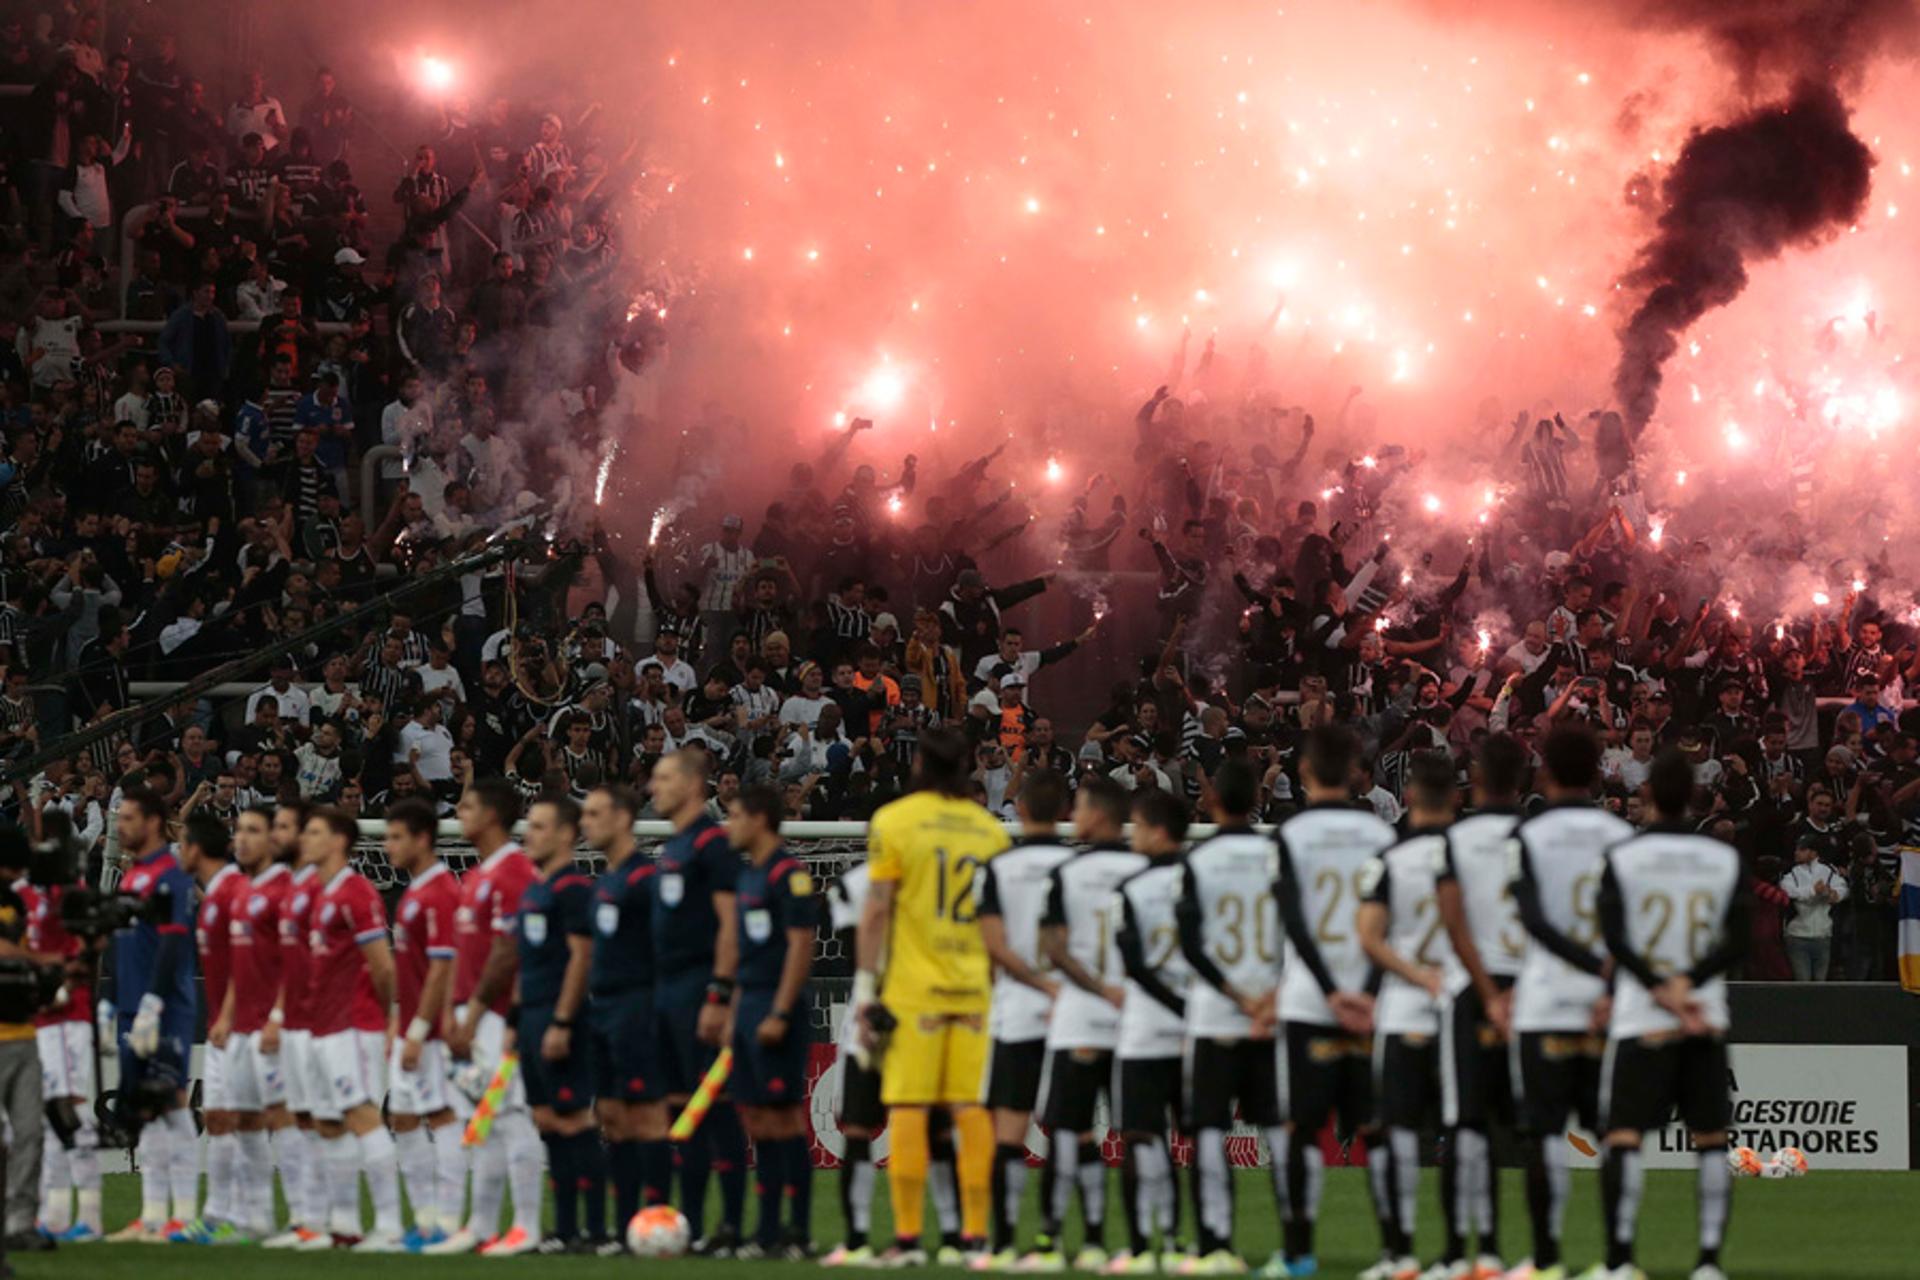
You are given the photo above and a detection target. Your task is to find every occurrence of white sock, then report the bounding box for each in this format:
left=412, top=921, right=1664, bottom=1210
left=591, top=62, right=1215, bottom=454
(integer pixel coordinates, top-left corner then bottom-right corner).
left=432, top=1123, right=468, bottom=1235
left=498, top=1110, right=544, bottom=1237
left=322, top=1132, right=361, bottom=1236
left=302, top=1129, right=334, bottom=1230
left=236, top=1130, right=270, bottom=1232
left=269, top=1128, right=296, bottom=1227
left=40, top=1137, right=71, bottom=1231
left=164, top=1109, right=200, bottom=1221
left=72, top=1119, right=101, bottom=1230
left=360, top=1128, right=402, bottom=1236
left=394, top=1128, right=436, bottom=1233
left=467, top=1133, right=506, bottom=1238
left=206, top=1132, right=238, bottom=1224
left=136, top=1121, right=171, bottom=1224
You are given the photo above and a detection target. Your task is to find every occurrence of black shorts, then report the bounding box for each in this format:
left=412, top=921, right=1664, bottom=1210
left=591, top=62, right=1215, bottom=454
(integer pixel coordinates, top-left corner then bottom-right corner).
left=1600, top=1034, right=1731, bottom=1136
left=982, top=1039, right=1047, bottom=1113
left=518, top=1007, right=594, bottom=1113
left=1373, top=1032, right=1442, bottom=1131
left=731, top=989, right=809, bottom=1107
left=1283, top=1021, right=1373, bottom=1138
left=1038, top=1047, right=1113, bottom=1133
left=837, top=1052, right=886, bottom=1131
left=1442, top=983, right=1515, bottom=1129
left=1115, top=1056, right=1183, bottom=1135
left=1185, top=1037, right=1281, bottom=1131
left=588, top=987, right=665, bottom=1102
left=652, top=970, right=720, bottom=1098
left=1513, top=1030, right=1604, bottom=1136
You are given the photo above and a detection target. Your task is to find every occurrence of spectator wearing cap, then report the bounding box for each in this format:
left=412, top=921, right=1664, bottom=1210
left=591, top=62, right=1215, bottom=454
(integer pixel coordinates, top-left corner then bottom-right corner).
left=1780, top=833, right=1850, bottom=981
left=695, top=513, right=756, bottom=648
left=868, top=611, right=903, bottom=668
left=646, top=623, right=696, bottom=695
left=317, top=246, right=375, bottom=322
left=524, top=112, right=573, bottom=185
left=993, top=671, right=1038, bottom=760
left=849, top=643, right=901, bottom=735
left=1700, top=678, right=1756, bottom=754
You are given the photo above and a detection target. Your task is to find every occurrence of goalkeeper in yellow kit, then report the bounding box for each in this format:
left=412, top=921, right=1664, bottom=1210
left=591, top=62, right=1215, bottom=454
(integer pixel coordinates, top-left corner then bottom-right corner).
left=853, top=726, right=1010, bottom=1265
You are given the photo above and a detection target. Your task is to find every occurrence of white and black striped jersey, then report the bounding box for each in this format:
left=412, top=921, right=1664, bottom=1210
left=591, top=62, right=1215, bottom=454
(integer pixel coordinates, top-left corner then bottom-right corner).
left=1358, top=831, right=1454, bottom=1035
left=828, top=863, right=871, bottom=1053
left=1176, top=828, right=1281, bottom=1039
left=1510, top=802, right=1633, bottom=1033
left=975, top=838, right=1074, bottom=1042
left=1438, top=810, right=1526, bottom=996
left=1113, top=857, right=1190, bottom=1059
left=1275, top=804, right=1398, bottom=1025
left=1043, top=844, right=1148, bottom=1050
left=1600, top=825, right=1745, bottom=1040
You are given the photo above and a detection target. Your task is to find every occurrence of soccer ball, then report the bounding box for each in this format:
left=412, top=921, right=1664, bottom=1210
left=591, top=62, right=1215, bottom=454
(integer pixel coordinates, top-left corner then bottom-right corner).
left=626, top=1205, right=691, bottom=1257
left=1726, top=1146, right=1764, bottom=1177
left=1762, top=1147, right=1810, bottom=1178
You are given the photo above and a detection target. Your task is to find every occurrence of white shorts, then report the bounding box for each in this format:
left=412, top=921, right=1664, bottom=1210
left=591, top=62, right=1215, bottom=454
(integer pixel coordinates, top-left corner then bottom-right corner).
left=226, top=1030, right=288, bottom=1112
left=36, top=1022, right=93, bottom=1101
left=458, top=1007, right=526, bottom=1116
left=283, top=1029, right=316, bottom=1116
left=315, top=1028, right=387, bottom=1116
left=201, top=1039, right=233, bottom=1109
left=387, top=1037, right=453, bottom=1117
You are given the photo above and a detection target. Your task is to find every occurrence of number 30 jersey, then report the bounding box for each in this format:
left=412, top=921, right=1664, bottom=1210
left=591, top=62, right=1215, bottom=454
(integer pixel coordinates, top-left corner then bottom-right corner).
left=1042, top=844, right=1148, bottom=1051
left=867, top=790, right=1011, bottom=1014
left=1359, top=831, right=1455, bottom=1035
left=1275, top=804, right=1398, bottom=1025
left=1176, top=828, right=1282, bottom=1039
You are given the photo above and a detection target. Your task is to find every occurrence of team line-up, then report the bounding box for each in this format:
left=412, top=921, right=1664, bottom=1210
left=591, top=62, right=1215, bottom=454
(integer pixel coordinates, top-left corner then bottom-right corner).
left=45, top=723, right=1745, bottom=1280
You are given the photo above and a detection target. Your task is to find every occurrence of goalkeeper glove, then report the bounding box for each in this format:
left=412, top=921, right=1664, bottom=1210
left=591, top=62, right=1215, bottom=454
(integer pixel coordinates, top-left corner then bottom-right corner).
left=129, top=993, right=164, bottom=1059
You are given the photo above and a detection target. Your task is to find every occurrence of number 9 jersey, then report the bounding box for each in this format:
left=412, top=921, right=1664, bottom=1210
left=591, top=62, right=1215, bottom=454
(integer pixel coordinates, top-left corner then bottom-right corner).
left=866, top=789, right=1011, bottom=1015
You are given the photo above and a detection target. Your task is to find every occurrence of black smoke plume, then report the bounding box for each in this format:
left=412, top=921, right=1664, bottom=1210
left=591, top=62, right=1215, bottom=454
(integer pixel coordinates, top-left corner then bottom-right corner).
left=1610, top=0, right=1918, bottom=432
left=1611, top=83, right=1872, bottom=431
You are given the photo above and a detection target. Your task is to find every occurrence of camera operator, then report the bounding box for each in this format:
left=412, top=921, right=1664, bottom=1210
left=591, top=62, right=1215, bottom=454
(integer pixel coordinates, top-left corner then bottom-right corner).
left=100, top=788, right=200, bottom=1241
left=22, top=818, right=102, bottom=1243
left=0, top=833, right=43, bottom=1253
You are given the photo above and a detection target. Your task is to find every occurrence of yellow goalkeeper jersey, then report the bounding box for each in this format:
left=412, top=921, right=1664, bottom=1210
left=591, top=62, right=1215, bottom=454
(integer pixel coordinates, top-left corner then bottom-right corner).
left=867, top=789, right=1010, bottom=1014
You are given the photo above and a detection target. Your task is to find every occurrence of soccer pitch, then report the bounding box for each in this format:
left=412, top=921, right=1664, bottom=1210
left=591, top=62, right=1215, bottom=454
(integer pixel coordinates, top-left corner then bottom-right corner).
left=22, top=1167, right=1911, bottom=1279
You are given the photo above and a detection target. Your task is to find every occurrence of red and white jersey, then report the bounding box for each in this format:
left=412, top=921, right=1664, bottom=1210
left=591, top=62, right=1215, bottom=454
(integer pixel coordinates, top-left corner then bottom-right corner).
left=195, top=863, right=247, bottom=1019
left=454, top=843, right=535, bottom=1013
left=307, top=865, right=390, bottom=1036
left=279, top=865, right=322, bottom=1031
left=26, top=882, right=89, bottom=1027
left=394, top=862, right=459, bottom=1035
left=229, top=864, right=291, bottom=1034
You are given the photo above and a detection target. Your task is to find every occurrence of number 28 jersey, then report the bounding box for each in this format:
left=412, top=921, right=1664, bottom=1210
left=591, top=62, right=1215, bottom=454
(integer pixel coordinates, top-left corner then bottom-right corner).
left=867, top=790, right=1010, bottom=1014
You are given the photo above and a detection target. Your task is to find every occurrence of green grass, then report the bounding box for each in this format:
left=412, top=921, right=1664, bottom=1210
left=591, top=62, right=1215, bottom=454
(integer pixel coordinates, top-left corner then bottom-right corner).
left=23, top=1167, right=1913, bottom=1279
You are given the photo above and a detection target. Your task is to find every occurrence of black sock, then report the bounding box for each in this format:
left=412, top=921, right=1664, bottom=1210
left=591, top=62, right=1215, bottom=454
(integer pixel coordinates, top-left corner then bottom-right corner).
left=1121, top=1141, right=1147, bottom=1256
left=1525, top=1138, right=1558, bottom=1269
left=609, top=1140, right=642, bottom=1228
left=640, top=1138, right=673, bottom=1208
left=1284, top=1127, right=1313, bottom=1259
left=676, top=1109, right=711, bottom=1238
left=755, top=1137, right=784, bottom=1245
left=1601, top=1146, right=1640, bottom=1271
left=783, top=1137, right=813, bottom=1243
left=568, top=1131, right=607, bottom=1241
left=544, top=1133, right=578, bottom=1241
left=841, top=1137, right=871, bottom=1250
left=1440, top=1132, right=1466, bottom=1263
left=708, top=1103, right=749, bottom=1234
